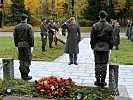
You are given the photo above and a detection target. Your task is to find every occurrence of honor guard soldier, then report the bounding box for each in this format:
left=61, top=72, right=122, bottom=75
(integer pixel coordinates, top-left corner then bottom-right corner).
left=47, top=18, right=59, bottom=48
left=13, top=13, right=34, bottom=80
left=40, top=18, right=47, bottom=52
left=90, top=10, right=113, bottom=87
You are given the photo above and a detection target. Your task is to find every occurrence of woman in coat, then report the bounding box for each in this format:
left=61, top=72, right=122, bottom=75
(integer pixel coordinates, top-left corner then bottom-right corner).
left=62, top=16, right=81, bottom=65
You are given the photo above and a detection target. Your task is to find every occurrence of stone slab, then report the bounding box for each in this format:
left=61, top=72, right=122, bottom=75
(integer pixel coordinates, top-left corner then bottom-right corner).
left=3, top=96, right=55, bottom=100
left=114, top=96, right=132, bottom=100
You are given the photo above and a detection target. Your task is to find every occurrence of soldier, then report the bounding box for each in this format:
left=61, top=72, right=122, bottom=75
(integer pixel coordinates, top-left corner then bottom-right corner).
left=126, top=20, right=131, bottom=39
left=62, top=16, right=81, bottom=65
left=13, top=13, right=34, bottom=80
left=47, top=18, right=59, bottom=48
left=40, top=18, right=47, bottom=52
left=90, top=10, right=113, bottom=87
left=130, top=22, right=133, bottom=42
left=113, top=19, right=120, bottom=50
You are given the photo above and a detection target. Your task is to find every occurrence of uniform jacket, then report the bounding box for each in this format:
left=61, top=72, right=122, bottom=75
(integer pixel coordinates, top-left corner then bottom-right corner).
left=62, top=22, right=81, bottom=54
left=47, top=23, right=58, bottom=35
left=13, top=22, right=34, bottom=47
left=90, top=20, right=113, bottom=51
left=40, top=22, right=47, bottom=37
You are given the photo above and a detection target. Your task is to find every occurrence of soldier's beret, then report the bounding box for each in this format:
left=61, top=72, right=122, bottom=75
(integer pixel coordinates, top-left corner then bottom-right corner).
left=99, top=10, right=107, bottom=16
left=41, top=18, right=46, bottom=21
left=21, top=13, right=28, bottom=18
left=48, top=18, right=54, bottom=20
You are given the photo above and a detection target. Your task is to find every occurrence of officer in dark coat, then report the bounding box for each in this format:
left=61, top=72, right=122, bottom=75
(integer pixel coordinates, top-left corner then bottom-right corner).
left=130, top=22, right=133, bottom=41
left=113, top=19, right=120, bottom=50
left=62, top=16, right=81, bottom=65
left=13, top=13, right=34, bottom=80
left=90, top=10, right=113, bottom=87
left=40, top=18, right=47, bottom=52
left=126, top=20, right=131, bottom=39
left=47, top=18, right=59, bottom=48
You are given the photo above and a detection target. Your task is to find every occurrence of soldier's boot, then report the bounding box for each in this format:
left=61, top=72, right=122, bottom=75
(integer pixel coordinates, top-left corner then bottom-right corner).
left=94, top=78, right=101, bottom=86
left=42, top=47, right=46, bottom=52
left=49, top=43, right=52, bottom=48
left=21, top=73, right=32, bottom=80
left=101, top=79, right=107, bottom=87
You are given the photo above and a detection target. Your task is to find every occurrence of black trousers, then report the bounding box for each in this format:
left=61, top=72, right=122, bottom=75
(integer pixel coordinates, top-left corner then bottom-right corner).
left=69, top=54, right=77, bottom=62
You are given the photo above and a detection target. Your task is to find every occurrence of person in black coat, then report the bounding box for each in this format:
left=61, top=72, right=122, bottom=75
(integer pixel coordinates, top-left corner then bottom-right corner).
left=62, top=16, right=81, bottom=65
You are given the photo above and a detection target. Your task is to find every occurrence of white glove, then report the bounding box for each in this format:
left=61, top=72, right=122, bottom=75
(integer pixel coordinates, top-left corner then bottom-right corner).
left=52, top=29, right=55, bottom=32
left=43, top=36, right=45, bottom=38
left=31, top=47, right=34, bottom=53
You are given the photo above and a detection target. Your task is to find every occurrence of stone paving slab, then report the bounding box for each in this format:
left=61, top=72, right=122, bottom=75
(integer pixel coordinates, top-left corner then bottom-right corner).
left=0, top=38, right=133, bottom=99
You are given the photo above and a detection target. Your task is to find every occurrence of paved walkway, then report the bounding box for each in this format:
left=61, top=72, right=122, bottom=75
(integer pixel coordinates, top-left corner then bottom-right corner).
left=0, top=38, right=133, bottom=99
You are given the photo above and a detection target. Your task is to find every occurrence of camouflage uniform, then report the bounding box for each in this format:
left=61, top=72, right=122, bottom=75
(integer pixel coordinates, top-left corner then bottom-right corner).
left=90, top=19, right=113, bottom=86
left=40, top=21, right=47, bottom=51
left=13, top=16, right=34, bottom=79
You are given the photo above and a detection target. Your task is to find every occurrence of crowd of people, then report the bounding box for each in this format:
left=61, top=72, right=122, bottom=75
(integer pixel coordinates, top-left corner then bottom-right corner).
left=13, top=9, right=132, bottom=88
left=126, top=19, right=133, bottom=41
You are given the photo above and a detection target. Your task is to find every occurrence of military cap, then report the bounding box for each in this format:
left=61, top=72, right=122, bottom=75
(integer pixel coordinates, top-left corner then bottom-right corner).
left=99, top=10, right=107, bottom=16
left=21, top=13, right=28, bottom=18
left=41, top=18, right=46, bottom=21
left=48, top=18, right=54, bottom=20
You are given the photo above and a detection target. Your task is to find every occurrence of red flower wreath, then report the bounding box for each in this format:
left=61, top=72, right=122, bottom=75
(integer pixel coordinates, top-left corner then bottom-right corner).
left=35, top=76, right=72, bottom=97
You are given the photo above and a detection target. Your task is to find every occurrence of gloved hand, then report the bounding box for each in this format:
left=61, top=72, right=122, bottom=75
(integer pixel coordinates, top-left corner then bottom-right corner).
left=31, top=47, right=34, bottom=53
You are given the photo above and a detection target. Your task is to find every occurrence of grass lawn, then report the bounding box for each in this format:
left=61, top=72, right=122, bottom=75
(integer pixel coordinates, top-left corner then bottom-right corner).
left=0, top=36, right=64, bottom=61
left=0, top=26, right=126, bottom=33
left=109, top=38, right=133, bottom=65
left=0, top=37, right=132, bottom=64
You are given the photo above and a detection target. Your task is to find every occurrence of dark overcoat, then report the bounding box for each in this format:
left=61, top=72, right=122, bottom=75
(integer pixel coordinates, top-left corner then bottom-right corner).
left=113, top=23, right=120, bottom=46
left=62, top=22, right=81, bottom=54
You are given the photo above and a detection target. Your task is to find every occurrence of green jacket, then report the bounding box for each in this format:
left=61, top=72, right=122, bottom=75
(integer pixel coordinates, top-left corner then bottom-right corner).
left=40, top=22, right=47, bottom=37
left=90, top=20, right=113, bottom=51
left=13, top=22, right=34, bottom=47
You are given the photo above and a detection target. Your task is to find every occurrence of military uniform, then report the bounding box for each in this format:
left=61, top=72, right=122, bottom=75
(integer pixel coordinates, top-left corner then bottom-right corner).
left=62, top=20, right=81, bottom=65
left=130, top=22, right=133, bottom=41
left=90, top=10, right=113, bottom=87
left=40, top=18, right=47, bottom=52
left=113, top=22, right=120, bottom=49
left=54, top=21, right=60, bottom=45
left=13, top=13, right=34, bottom=80
left=47, top=19, right=58, bottom=48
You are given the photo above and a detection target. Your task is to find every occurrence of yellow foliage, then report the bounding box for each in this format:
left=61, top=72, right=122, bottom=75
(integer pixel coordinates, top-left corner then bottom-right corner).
left=24, top=0, right=40, bottom=14
left=4, top=0, right=12, bottom=4
left=54, top=0, right=64, bottom=18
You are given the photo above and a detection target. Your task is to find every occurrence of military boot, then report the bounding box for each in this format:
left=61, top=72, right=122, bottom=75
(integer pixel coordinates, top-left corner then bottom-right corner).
left=21, top=73, right=32, bottom=80
left=94, top=78, right=101, bottom=86
left=101, top=79, right=107, bottom=87
left=42, top=47, right=46, bottom=52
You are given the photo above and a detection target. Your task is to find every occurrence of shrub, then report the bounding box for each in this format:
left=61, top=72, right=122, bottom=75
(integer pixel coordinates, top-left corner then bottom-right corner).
left=78, top=19, right=94, bottom=27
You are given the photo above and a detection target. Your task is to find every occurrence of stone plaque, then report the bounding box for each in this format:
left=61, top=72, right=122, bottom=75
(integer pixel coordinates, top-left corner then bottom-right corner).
left=2, top=58, right=14, bottom=78
left=109, top=64, right=119, bottom=96
left=3, top=96, right=32, bottom=100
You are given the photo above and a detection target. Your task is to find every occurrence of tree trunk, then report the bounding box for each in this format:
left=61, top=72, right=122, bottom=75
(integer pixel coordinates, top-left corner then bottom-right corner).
left=0, top=0, right=3, bottom=28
